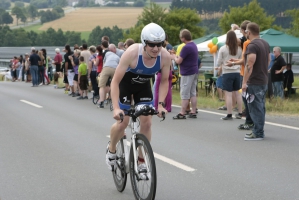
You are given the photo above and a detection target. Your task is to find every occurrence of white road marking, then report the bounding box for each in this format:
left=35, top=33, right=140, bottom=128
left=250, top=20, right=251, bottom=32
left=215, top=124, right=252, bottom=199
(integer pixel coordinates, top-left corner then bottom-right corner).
left=106, top=135, right=196, bottom=172
left=172, top=105, right=299, bottom=131
left=20, top=100, right=43, bottom=108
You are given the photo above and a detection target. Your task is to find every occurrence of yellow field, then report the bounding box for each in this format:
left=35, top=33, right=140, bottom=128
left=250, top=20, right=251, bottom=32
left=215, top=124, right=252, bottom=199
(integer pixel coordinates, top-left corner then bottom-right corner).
left=39, top=8, right=144, bottom=32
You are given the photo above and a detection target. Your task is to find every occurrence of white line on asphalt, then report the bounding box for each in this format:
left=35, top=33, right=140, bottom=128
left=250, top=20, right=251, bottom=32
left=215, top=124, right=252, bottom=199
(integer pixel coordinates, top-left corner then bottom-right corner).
left=20, top=100, right=43, bottom=108
left=172, top=105, right=299, bottom=131
left=106, top=135, right=196, bottom=172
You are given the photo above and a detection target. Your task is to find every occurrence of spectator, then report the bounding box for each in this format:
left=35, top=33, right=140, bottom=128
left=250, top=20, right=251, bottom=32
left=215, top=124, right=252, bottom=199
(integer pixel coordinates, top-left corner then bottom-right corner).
left=11, top=56, right=18, bottom=82
left=98, top=44, right=120, bottom=108
left=80, top=44, right=91, bottom=67
left=267, top=53, right=275, bottom=98
left=20, top=55, right=25, bottom=81
left=24, top=53, right=31, bottom=82
left=53, top=48, right=62, bottom=85
left=124, top=38, right=135, bottom=49
left=170, top=29, right=198, bottom=119
left=217, top=30, right=243, bottom=120
left=164, top=34, right=173, bottom=51
left=29, top=49, right=41, bottom=87
left=118, top=42, right=125, bottom=50
left=284, top=63, right=294, bottom=97
left=88, top=45, right=98, bottom=98
left=37, top=50, right=46, bottom=85
left=77, top=56, right=88, bottom=100
left=243, top=22, right=270, bottom=141
left=41, top=48, right=50, bottom=85
left=215, top=65, right=224, bottom=101
left=47, top=56, right=53, bottom=82
left=64, top=45, right=75, bottom=96
left=69, top=49, right=81, bottom=97
left=94, top=45, right=104, bottom=98
left=271, top=46, right=286, bottom=99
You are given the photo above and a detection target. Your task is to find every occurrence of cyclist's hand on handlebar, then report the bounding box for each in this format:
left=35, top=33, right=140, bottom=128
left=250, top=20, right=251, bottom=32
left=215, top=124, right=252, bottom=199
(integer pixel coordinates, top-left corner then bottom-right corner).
left=157, top=106, right=167, bottom=118
left=113, top=108, right=124, bottom=121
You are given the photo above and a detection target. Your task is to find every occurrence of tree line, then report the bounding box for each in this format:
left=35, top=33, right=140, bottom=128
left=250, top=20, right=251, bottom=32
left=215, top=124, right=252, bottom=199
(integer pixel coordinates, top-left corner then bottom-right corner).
left=170, top=0, right=299, bottom=16
left=0, top=25, right=124, bottom=47
left=0, top=0, right=67, bottom=9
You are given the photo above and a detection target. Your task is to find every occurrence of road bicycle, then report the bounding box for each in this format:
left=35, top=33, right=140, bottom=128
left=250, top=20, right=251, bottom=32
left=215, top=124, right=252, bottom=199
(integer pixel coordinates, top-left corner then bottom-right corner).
left=112, top=104, right=165, bottom=200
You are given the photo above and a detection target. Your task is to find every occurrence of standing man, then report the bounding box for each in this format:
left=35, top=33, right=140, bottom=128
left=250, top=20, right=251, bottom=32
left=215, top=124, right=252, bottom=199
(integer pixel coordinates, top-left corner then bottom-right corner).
left=270, top=47, right=286, bottom=99
left=171, top=29, right=199, bottom=119
left=29, top=49, right=41, bottom=87
left=243, top=22, right=270, bottom=141
left=80, top=44, right=92, bottom=67
left=118, top=42, right=125, bottom=50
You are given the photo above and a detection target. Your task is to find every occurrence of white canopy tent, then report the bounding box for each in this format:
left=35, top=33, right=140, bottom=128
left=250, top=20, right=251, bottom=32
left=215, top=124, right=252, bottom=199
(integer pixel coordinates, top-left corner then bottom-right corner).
left=197, top=30, right=243, bottom=76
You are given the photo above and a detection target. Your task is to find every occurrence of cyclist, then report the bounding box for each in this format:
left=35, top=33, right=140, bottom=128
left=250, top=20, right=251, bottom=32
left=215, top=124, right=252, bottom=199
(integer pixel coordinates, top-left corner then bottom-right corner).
left=106, top=23, right=172, bottom=173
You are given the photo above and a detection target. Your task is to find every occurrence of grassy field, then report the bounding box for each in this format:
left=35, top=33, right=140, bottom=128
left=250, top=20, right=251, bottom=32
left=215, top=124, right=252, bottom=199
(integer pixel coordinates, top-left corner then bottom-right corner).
left=39, top=7, right=143, bottom=32
left=171, top=74, right=299, bottom=116
left=21, top=24, right=43, bottom=33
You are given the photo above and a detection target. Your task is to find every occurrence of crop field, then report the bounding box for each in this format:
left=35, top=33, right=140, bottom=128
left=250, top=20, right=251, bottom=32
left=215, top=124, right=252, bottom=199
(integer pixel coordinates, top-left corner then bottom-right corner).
left=39, top=8, right=144, bottom=32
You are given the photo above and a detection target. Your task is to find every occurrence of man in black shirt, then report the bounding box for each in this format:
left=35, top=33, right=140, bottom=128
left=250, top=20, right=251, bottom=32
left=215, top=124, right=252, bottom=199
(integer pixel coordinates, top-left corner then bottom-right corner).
left=29, top=49, right=41, bottom=87
left=64, top=45, right=75, bottom=96
left=270, top=46, right=286, bottom=99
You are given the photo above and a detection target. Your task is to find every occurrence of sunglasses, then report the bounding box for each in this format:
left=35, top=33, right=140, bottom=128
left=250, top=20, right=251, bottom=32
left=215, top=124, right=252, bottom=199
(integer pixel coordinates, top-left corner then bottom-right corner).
left=147, top=42, right=163, bottom=48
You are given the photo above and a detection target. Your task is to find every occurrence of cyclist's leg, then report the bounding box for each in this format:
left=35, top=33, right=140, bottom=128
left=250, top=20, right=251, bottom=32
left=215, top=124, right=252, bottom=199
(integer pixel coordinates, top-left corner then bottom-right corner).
left=109, top=116, right=129, bottom=153
left=138, top=115, right=152, bottom=141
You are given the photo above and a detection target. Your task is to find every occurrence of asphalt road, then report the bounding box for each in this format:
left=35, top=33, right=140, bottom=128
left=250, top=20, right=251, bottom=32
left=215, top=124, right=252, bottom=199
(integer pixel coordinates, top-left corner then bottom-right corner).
left=0, top=81, right=299, bottom=200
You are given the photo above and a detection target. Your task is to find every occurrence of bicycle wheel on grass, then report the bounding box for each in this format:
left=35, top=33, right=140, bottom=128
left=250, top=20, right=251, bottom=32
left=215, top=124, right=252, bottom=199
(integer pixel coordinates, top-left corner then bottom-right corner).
left=130, top=134, right=157, bottom=200
left=112, top=138, right=127, bottom=192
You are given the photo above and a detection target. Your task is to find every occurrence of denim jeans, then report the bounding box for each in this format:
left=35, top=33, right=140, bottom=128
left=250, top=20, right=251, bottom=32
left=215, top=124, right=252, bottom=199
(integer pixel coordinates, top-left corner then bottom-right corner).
left=247, top=84, right=267, bottom=138
left=272, top=81, right=284, bottom=99
left=30, top=65, right=38, bottom=86
left=90, top=71, right=99, bottom=96
left=38, top=66, right=45, bottom=84
left=242, top=96, right=253, bottom=124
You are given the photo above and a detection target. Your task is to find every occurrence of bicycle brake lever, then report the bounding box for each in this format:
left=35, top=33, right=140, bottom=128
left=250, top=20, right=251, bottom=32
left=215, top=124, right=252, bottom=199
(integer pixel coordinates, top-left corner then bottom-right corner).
left=119, top=113, right=124, bottom=123
left=160, top=111, right=165, bottom=122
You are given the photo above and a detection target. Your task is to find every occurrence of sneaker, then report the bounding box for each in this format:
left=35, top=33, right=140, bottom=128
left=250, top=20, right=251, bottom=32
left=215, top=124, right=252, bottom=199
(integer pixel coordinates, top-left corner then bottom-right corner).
left=72, top=93, right=77, bottom=97
left=188, top=113, right=197, bottom=118
left=106, top=145, right=116, bottom=171
left=39, top=83, right=43, bottom=86
left=76, top=93, right=81, bottom=96
left=83, top=96, right=88, bottom=99
left=138, top=163, right=150, bottom=180
left=64, top=90, right=68, bottom=94
left=98, top=101, right=104, bottom=108
left=221, top=116, right=233, bottom=120
left=233, top=107, right=238, bottom=112
left=69, top=92, right=75, bottom=96
left=77, top=96, right=84, bottom=100
left=238, top=123, right=254, bottom=130
left=244, top=133, right=264, bottom=141
left=235, top=113, right=242, bottom=119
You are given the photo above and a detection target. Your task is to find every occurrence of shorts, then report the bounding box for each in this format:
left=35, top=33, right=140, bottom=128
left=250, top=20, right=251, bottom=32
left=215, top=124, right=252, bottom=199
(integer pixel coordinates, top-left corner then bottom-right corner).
left=98, top=67, right=115, bottom=88
left=55, top=64, right=62, bottom=72
left=216, top=75, right=223, bottom=89
left=67, top=69, right=75, bottom=86
left=180, top=74, right=198, bottom=100
left=119, top=80, right=153, bottom=110
left=97, top=73, right=111, bottom=87
left=79, top=75, right=88, bottom=90
left=73, top=74, right=78, bottom=82
left=222, top=73, right=241, bottom=92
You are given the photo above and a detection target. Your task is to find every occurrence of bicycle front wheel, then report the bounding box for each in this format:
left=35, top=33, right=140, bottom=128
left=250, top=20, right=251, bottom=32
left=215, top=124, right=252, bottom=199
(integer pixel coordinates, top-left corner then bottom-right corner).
left=112, top=138, right=127, bottom=192
left=129, top=134, right=157, bottom=200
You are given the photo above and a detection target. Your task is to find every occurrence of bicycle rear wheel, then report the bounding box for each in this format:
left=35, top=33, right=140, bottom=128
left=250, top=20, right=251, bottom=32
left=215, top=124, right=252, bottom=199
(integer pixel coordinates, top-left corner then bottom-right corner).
left=112, top=138, right=127, bottom=192
left=129, top=134, right=157, bottom=200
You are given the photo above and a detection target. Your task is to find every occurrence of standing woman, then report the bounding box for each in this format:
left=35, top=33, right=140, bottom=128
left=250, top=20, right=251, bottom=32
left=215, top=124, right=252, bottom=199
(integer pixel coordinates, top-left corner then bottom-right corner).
left=94, top=45, right=103, bottom=97
left=53, top=48, right=63, bottom=85
left=70, top=49, right=81, bottom=97
left=37, top=50, right=45, bottom=85
left=216, top=30, right=243, bottom=120
left=41, top=49, right=50, bottom=84
left=88, top=46, right=98, bottom=97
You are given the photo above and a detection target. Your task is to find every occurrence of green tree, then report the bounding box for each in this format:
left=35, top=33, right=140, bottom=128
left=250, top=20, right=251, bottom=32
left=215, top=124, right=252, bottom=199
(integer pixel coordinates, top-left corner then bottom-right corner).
left=123, top=24, right=144, bottom=43
left=219, top=0, right=275, bottom=33
left=27, top=30, right=38, bottom=46
left=286, top=9, right=299, bottom=37
left=1, top=12, right=13, bottom=25
left=164, top=8, right=204, bottom=45
left=138, top=2, right=166, bottom=27
left=65, top=31, right=82, bottom=46
left=88, top=26, right=103, bottom=45
left=13, top=28, right=31, bottom=46
left=26, top=5, right=38, bottom=22
left=11, top=6, right=26, bottom=26
left=3, top=31, right=16, bottom=46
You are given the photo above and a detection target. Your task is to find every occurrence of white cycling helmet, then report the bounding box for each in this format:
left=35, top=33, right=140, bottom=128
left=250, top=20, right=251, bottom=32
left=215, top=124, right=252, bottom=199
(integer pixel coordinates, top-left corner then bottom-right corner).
left=141, top=23, right=166, bottom=46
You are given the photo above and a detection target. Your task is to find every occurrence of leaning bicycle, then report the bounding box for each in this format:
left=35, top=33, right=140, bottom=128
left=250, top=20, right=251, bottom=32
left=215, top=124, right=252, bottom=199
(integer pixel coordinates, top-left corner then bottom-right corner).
left=112, top=104, right=165, bottom=200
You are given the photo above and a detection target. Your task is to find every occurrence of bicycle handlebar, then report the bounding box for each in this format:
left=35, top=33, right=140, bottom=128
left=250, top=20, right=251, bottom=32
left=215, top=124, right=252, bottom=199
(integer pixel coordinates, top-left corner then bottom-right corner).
left=119, top=105, right=165, bottom=123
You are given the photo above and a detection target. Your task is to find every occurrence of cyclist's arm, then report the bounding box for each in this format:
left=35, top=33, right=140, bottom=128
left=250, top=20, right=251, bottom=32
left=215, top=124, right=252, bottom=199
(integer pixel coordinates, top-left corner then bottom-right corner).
left=158, top=49, right=172, bottom=109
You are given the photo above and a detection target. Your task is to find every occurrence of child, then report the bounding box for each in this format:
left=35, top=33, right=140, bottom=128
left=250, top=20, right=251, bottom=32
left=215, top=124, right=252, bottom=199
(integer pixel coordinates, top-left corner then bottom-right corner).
left=77, top=56, right=88, bottom=100
left=284, top=63, right=294, bottom=97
